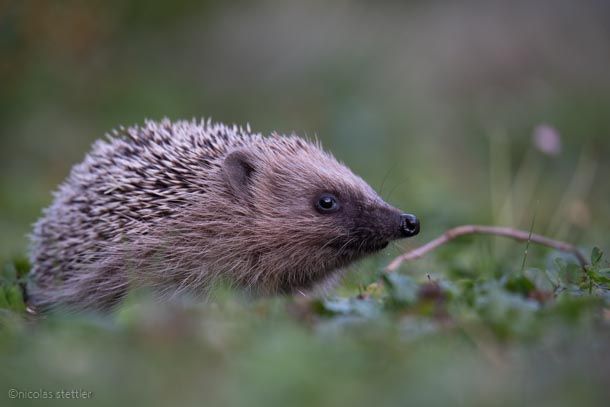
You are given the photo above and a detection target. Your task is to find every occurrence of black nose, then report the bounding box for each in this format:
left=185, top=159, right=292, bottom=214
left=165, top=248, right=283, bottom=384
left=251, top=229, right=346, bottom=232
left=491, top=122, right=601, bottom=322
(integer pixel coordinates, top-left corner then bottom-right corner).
left=400, top=213, right=420, bottom=237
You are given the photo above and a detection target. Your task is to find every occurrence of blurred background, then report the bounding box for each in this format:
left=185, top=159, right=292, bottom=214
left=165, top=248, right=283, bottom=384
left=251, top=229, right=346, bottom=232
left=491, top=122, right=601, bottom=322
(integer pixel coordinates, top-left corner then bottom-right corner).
left=2, top=1, right=610, bottom=406
left=1, top=0, right=609, bottom=261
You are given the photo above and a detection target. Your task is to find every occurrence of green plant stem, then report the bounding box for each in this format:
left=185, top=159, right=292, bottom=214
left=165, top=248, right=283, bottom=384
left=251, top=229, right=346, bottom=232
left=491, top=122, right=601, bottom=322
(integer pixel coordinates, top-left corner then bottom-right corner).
left=520, top=204, right=538, bottom=273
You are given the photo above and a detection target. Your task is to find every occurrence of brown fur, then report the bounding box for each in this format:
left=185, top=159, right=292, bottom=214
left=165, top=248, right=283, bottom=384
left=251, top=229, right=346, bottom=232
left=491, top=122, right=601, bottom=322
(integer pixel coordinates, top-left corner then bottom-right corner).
left=28, top=119, right=416, bottom=311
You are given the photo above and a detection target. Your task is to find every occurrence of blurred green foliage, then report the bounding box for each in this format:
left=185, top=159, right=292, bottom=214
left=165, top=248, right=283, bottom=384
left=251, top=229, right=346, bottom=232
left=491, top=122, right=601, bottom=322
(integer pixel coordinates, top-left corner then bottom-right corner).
left=1, top=247, right=609, bottom=406
left=1, top=0, right=609, bottom=406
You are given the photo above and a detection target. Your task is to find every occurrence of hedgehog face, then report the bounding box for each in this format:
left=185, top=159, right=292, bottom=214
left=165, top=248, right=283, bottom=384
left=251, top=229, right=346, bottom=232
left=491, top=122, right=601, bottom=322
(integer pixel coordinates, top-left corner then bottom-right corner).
left=307, top=184, right=420, bottom=261
left=222, top=140, right=420, bottom=285
left=313, top=191, right=417, bottom=248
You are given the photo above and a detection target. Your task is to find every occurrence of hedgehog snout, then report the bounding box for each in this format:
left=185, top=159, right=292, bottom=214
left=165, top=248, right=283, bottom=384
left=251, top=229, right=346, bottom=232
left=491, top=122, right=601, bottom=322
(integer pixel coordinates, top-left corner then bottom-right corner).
left=400, top=213, right=420, bottom=237
left=361, top=205, right=419, bottom=243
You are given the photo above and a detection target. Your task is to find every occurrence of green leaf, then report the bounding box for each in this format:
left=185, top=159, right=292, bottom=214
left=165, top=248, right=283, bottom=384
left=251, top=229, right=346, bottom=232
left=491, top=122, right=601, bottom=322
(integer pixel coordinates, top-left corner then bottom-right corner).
left=504, top=275, right=536, bottom=296
left=381, top=272, right=419, bottom=305
left=319, top=297, right=380, bottom=318
left=554, top=257, right=568, bottom=272
left=0, top=287, right=10, bottom=309
left=557, top=263, right=582, bottom=285
left=12, top=257, right=31, bottom=279
left=2, top=262, right=17, bottom=283
left=4, top=285, right=26, bottom=312
left=588, top=271, right=610, bottom=285
left=591, top=247, right=603, bottom=265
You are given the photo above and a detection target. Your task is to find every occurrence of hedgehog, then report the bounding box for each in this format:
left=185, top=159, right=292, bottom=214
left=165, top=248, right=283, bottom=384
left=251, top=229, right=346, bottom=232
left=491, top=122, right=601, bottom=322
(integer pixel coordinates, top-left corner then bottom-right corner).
left=27, top=118, right=420, bottom=311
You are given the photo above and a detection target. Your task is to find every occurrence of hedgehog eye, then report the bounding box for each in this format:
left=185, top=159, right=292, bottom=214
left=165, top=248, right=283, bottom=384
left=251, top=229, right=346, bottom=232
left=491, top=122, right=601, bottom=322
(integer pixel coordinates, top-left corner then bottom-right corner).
left=315, top=193, right=339, bottom=214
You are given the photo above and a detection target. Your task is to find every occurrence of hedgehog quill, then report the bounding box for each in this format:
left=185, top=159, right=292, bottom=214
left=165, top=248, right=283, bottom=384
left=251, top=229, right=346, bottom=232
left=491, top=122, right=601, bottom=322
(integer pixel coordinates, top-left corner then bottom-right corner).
left=28, top=119, right=420, bottom=311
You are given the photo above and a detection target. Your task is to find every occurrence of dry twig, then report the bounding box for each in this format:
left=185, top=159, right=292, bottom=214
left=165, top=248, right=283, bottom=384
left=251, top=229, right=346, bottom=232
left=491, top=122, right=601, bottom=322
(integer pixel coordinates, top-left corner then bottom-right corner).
left=385, top=225, right=588, bottom=272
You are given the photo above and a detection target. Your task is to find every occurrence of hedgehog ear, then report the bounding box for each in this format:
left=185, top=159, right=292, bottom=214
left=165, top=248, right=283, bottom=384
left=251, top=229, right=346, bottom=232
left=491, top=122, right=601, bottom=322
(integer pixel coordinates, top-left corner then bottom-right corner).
left=222, top=150, right=257, bottom=198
